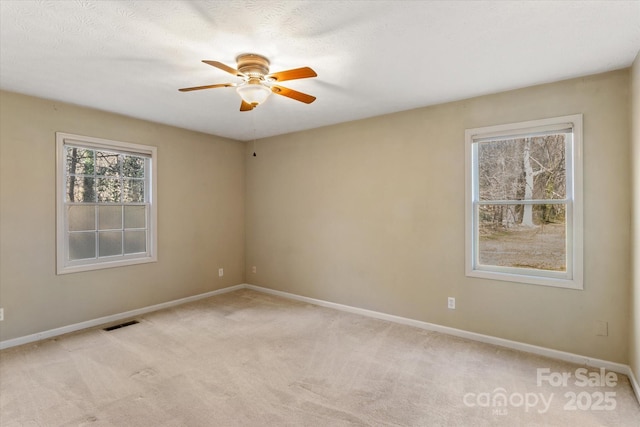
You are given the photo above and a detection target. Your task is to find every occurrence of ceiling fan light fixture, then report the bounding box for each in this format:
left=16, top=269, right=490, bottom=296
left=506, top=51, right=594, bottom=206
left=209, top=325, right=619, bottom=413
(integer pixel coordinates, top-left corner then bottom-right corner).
left=236, top=83, right=271, bottom=106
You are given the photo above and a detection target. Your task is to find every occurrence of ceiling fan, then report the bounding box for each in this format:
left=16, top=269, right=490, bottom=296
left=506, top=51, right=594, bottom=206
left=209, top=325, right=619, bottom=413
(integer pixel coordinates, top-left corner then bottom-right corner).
left=179, top=53, right=317, bottom=111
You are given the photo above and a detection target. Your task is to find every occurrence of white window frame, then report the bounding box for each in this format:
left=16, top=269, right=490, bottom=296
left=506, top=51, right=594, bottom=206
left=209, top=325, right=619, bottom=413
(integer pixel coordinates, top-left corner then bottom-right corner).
left=465, top=115, right=583, bottom=290
left=56, top=132, right=157, bottom=274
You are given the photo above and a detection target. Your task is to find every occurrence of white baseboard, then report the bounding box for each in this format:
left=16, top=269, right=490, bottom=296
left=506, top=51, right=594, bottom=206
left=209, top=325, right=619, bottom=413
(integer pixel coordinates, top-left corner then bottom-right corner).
left=1, top=282, right=638, bottom=405
left=0, top=284, right=244, bottom=350
left=245, top=284, right=640, bottom=405
left=629, top=367, right=640, bottom=406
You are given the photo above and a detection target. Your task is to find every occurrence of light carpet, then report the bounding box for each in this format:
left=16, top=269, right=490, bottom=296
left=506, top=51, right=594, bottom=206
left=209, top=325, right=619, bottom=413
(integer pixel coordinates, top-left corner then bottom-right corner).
left=1, top=289, right=638, bottom=426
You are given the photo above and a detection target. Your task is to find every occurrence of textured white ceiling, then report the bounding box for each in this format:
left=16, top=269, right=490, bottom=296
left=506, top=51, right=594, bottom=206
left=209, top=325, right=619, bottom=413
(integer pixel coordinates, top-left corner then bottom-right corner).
left=1, top=1, right=639, bottom=141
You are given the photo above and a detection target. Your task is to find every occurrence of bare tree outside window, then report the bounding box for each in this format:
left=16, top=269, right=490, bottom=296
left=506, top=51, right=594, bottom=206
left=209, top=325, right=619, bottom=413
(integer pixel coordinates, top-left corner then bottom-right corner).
left=64, top=145, right=148, bottom=261
left=476, top=134, right=567, bottom=272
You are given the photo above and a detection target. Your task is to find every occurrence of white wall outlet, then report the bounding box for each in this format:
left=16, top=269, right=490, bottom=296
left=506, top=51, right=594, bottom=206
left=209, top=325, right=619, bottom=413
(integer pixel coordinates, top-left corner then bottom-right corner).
left=448, top=297, right=456, bottom=310
left=218, top=268, right=224, bottom=277
left=594, top=320, right=608, bottom=336
left=0, top=308, right=4, bottom=321
left=252, top=266, right=257, bottom=274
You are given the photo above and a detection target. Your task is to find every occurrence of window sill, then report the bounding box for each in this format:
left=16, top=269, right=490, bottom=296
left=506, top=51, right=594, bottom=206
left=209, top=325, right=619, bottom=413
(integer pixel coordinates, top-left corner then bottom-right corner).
left=466, top=268, right=583, bottom=290
left=57, top=255, right=157, bottom=275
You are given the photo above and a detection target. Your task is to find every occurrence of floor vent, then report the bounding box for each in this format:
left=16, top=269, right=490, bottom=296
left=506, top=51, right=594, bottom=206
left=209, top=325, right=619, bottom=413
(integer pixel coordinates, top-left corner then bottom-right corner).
left=103, top=320, right=139, bottom=331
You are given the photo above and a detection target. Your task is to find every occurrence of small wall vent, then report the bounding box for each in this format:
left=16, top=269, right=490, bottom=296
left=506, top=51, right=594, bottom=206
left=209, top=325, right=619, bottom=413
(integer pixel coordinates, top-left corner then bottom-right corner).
left=103, top=320, right=139, bottom=331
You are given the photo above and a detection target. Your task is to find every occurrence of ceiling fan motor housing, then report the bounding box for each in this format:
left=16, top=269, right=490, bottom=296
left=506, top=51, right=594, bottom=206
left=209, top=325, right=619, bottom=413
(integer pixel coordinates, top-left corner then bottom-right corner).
left=236, top=54, right=270, bottom=78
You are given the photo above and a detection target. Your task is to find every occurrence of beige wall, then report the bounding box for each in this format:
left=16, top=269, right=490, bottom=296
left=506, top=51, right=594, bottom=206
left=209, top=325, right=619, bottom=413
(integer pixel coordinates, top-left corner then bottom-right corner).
left=246, top=70, right=631, bottom=363
left=631, top=52, right=640, bottom=387
left=0, top=91, right=246, bottom=340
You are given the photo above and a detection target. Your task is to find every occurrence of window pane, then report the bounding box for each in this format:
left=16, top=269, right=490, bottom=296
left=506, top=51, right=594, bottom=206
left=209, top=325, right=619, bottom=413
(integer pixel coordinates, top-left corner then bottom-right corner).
left=124, top=205, right=146, bottom=229
left=97, top=177, right=121, bottom=202
left=69, top=232, right=96, bottom=260
left=96, top=151, right=120, bottom=176
left=99, top=231, right=122, bottom=257
left=478, top=135, right=566, bottom=201
left=124, top=230, right=146, bottom=254
left=66, top=147, right=94, bottom=175
left=123, top=156, right=145, bottom=178
left=99, top=205, right=122, bottom=230
left=68, top=205, right=95, bottom=231
left=478, top=204, right=566, bottom=272
left=66, top=176, right=95, bottom=202
left=123, top=179, right=144, bottom=202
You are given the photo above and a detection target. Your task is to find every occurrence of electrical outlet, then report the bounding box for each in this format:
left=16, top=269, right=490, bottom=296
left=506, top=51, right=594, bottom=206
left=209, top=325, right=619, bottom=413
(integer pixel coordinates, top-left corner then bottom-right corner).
left=252, top=266, right=257, bottom=274
left=0, top=308, right=4, bottom=321
left=448, top=297, right=455, bottom=310
left=594, top=320, right=608, bottom=336
left=218, top=268, right=224, bottom=277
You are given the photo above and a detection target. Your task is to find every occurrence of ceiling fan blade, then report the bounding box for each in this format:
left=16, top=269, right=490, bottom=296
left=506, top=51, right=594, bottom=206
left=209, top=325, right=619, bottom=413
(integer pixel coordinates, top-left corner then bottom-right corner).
left=203, top=60, right=245, bottom=78
left=266, top=67, right=317, bottom=82
left=271, top=85, right=316, bottom=104
left=240, top=100, right=254, bottom=111
left=178, top=83, right=235, bottom=92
